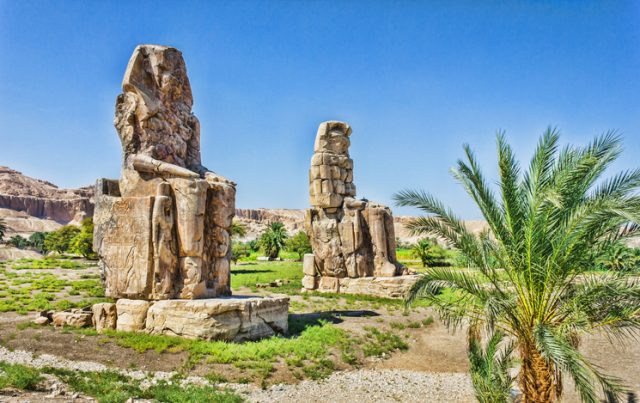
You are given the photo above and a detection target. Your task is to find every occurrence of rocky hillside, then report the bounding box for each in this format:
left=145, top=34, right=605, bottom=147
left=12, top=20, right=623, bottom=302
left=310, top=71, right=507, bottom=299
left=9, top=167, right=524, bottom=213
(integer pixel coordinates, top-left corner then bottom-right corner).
left=0, top=167, right=94, bottom=237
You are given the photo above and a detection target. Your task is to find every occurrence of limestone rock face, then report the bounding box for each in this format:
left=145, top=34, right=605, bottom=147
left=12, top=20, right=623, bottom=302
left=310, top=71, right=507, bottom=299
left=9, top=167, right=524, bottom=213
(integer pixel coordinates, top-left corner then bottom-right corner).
left=116, top=299, right=150, bottom=332
left=304, top=122, right=404, bottom=293
left=94, top=45, right=235, bottom=300
left=92, top=302, right=117, bottom=333
left=145, top=296, right=290, bottom=341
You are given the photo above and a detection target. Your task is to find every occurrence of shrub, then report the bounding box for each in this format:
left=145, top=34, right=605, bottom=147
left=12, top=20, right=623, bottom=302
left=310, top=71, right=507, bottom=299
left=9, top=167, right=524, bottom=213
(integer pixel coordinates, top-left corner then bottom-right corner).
left=285, top=231, right=312, bottom=261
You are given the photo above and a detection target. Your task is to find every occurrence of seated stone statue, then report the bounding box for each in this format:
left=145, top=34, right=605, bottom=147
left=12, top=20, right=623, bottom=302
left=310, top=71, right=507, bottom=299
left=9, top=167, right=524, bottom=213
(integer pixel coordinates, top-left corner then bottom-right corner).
left=94, top=45, right=235, bottom=300
left=303, top=121, right=404, bottom=292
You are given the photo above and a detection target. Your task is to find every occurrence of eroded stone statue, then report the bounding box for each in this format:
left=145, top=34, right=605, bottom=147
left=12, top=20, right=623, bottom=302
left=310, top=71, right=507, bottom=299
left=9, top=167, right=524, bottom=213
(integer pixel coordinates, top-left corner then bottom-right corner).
left=303, top=121, right=406, bottom=293
left=94, top=44, right=236, bottom=300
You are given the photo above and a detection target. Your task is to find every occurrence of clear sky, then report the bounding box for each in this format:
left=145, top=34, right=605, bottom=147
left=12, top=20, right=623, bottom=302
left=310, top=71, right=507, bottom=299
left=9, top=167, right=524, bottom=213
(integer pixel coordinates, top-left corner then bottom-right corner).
left=1, top=1, right=638, bottom=218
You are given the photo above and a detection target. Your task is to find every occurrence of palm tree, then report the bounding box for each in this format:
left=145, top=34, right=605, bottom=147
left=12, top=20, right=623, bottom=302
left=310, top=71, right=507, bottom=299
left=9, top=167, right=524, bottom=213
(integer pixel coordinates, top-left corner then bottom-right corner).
left=0, top=218, right=7, bottom=243
left=230, top=220, right=248, bottom=239
left=468, top=328, right=515, bottom=403
left=411, top=238, right=433, bottom=267
left=260, top=222, right=288, bottom=260
left=412, top=238, right=448, bottom=268
left=394, top=129, right=640, bottom=403
left=596, top=244, right=638, bottom=272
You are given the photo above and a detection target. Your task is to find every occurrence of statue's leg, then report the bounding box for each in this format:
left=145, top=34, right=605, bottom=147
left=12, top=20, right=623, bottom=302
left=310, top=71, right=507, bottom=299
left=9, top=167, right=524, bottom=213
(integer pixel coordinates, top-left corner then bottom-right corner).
left=169, top=178, right=208, bottom=299
left=368, top=206, right=398, bottom=277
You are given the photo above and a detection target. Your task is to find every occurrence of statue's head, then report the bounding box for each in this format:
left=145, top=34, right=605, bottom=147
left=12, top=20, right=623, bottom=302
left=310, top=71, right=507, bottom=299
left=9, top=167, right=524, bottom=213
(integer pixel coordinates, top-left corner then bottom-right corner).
left=115, top=44, right=200, bottom=168
left=314, top=121, right=351, bottom=155
left=122, top=45, right=193, bottom=109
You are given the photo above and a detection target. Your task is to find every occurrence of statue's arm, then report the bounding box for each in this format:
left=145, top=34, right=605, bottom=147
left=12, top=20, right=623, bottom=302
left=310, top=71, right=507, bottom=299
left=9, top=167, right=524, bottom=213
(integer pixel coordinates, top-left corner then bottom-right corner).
left=131, top=154, right=199, bottom=178
left=193, top=164, right=236, bottom=186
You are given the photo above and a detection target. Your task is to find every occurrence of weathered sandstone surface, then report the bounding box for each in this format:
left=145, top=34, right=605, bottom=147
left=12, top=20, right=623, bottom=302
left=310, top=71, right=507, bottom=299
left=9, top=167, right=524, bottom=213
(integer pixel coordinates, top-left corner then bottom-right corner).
left=145, top=296, right=290, bottom=341
left=94, top=44, right=236, bottom=300
left=306, top=275, right=422, bottom=299
left=303, top=121, right=409, bottom=296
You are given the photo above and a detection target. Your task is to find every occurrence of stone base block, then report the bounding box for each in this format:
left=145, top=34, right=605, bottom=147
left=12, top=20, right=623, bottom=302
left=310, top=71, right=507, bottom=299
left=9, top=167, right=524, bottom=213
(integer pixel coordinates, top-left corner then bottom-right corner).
left=116, top=299, right=150, bottom=332
left=145, top=296, right=289, bottom=341
left=104, top=296, right=289, bottom=342
left=303, top=275, right=422, bottom=299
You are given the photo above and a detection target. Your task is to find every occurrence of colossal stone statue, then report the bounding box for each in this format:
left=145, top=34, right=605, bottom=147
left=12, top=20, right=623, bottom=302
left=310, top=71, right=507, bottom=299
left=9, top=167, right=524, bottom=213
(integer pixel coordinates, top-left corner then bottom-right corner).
left=94, top=45, right=236, bottom=300
left=303, top=121, right=406, bottom=293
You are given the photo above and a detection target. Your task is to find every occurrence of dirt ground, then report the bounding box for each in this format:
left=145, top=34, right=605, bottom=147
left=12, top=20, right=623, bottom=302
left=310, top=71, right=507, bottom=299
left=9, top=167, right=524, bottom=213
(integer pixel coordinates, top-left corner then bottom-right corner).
left=1, top=293, right=639, bottom=402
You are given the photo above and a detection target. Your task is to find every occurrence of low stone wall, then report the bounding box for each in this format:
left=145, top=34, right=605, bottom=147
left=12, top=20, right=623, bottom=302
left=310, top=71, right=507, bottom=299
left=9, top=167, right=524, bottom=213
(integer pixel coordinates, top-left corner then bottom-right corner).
left=303, top=274, right=422, bottom=299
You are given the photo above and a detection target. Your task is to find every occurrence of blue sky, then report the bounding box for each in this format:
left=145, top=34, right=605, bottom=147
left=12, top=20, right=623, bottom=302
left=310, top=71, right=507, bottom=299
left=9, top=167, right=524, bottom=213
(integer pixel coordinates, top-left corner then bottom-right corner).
left=1, top=1, right=639, bottom=218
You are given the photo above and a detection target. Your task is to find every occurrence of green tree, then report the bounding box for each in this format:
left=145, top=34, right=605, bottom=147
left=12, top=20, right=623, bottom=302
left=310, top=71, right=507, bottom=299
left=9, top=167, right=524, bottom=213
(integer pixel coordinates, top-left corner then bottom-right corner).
left=230, top=220, right=248, bottom=239
left=44, top=225, right=81, bottom=254
left=28, top=232, right=47, bottom=253
left=259, top=222, right=288, bottom=260
left=0, top=218, right=7, bottom=243
left=468, top=328, right=515, bottom=403
left=285, top=231, right=312, bottom=261
left=7, top=235, right=29, bottom=249
left=395, top=129, right=640, bottom=402
left=70, top=218, right=96, bottom=259
left=411, top=238, right=448, bottom=267
left=247, top=239, right=260, bottom=252
left=231, top=242, right=251, bottom=264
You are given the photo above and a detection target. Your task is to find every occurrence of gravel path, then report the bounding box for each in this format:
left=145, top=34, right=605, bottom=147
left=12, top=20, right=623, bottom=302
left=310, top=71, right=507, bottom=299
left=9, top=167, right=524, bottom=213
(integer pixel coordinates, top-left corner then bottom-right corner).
left=233, top=369, right=475, bottom=403
left=0, top=346, right=475, bottom=402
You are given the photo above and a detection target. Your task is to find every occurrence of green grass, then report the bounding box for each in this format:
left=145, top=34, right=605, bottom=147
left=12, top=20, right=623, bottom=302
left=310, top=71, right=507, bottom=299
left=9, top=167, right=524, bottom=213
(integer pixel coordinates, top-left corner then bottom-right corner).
left=42, top=367, right=243, bottom=403
left=0, top=258, right=106, bottom=314
left=231, top=261, right=303, bottom=293
left=0, top=361, right=43, bottom=390
left=361, top=326, right=409, bottom=357
left=67, top=316, right=408, bottom=383
left=11, top=257, right=92, bottom=270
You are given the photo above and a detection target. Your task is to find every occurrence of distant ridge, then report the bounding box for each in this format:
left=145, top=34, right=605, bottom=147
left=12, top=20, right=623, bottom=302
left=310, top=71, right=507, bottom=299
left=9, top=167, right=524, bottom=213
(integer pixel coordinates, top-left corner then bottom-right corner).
left=0, top=166, right=489, bottom=243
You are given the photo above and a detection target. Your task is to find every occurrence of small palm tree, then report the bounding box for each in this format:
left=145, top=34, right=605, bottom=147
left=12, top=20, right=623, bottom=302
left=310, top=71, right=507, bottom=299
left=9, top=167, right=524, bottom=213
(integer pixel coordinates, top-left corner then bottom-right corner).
left=260, top=222, right=288, bottom=260
left=411, top=238, right=448, bottom=267
left=468, top=328, right=515, bottom=403
left=230, top=220, right=248, bottom=239
left=395, top=129, right=640, bottom=402
left=596, top=244, right=638, bottom=272
left=411, top=238, right=433, bottom=267
left=0, top=218, right=7, bottom=243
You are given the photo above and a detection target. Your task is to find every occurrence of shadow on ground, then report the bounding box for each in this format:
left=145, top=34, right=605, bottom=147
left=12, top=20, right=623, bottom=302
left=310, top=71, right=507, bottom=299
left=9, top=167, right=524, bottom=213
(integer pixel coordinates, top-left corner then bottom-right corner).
left=288, top=310, right=379, bottom=336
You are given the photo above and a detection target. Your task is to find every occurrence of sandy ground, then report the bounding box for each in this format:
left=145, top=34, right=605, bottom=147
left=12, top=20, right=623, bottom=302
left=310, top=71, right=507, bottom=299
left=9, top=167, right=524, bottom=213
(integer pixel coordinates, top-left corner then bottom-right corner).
left=1, top=302, right=639, bottom=402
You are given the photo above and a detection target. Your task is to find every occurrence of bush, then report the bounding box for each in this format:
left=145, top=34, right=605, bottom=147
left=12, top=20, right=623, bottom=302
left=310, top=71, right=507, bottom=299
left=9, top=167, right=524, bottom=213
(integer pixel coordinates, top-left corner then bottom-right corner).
left=285, top=231, right=312, bottom=261
left=7, top=235, right=30, bottom=249
left=231, top=242, right=251, bottom=264
left=44, top=225, right=80, bottom=254
left=70, top=218, right=96, bottom=259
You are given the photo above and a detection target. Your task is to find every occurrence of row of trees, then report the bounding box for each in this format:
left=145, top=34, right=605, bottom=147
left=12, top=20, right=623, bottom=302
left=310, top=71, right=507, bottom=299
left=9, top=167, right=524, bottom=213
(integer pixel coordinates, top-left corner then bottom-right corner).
left=230, top=221, right=312, bottom=263
left=0, top=218, right=96, bottom=259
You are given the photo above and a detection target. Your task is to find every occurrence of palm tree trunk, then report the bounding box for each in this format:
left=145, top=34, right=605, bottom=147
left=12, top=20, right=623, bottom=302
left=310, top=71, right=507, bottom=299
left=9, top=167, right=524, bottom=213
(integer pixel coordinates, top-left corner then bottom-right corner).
left=519, top=344, right=556, bottom=403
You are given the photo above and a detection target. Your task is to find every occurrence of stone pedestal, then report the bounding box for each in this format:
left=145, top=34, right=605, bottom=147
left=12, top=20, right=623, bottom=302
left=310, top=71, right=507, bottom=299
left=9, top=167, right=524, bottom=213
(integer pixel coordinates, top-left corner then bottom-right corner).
left=102, top=296, right=289, bottom=341
left=302, top=274, right=421, bottom=299
left=146, top=296, right=290, bottom=341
